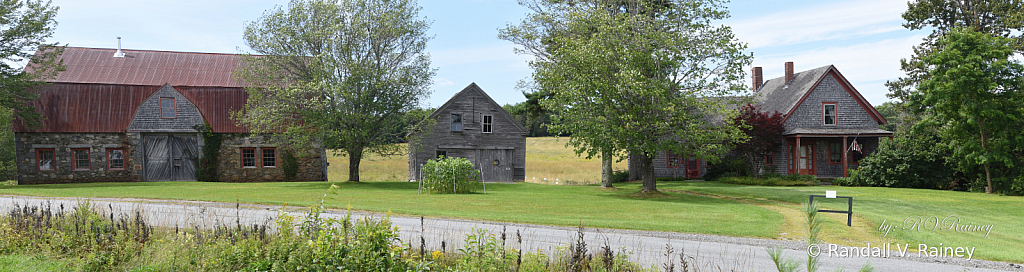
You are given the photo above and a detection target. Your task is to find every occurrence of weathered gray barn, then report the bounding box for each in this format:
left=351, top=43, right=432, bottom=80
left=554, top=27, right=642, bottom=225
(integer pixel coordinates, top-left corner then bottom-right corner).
left=408, top=83, right=528, bottom=182
left=13, top=47, right=328, bottom=184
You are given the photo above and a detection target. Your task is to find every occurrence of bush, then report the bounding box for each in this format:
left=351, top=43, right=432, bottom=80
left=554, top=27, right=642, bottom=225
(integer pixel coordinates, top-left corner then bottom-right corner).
left=422, top=156, right=482, bottom=194
left=282, top=150, right=299, bottom=181
left=610, top=170, right=630, bottom=183
left=703, top=156, right=747, bottom=181
left=854, top=132, right=954, bottom=189
left=717, top=176, right=816, bottom=186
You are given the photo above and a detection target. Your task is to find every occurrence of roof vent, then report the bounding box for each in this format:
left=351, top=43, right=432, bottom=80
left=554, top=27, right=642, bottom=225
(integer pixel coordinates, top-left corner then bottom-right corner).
left=113, top=37, right=125, bottom=58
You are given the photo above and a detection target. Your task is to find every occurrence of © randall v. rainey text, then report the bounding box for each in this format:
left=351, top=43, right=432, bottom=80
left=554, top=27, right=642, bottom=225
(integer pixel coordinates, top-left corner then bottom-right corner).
left=808, top=243, right=977, bottom=260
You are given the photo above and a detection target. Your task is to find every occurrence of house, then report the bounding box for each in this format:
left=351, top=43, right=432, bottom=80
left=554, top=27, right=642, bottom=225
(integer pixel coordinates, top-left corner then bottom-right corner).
left=631, top=62, right=891, bottom=180
left=13, top=46, right=328, bottom=184
left=755, top=62, right=891, bottom=178
left=408, top=83, right=528, bottom=182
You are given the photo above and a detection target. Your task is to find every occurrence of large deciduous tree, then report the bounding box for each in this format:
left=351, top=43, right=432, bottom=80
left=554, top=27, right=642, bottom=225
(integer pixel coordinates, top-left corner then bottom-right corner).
left=732, top=104, right=784, bottom=178
left=3, top=0, right=64, bottom=129
left=911, top=28, right=1024, bottom=193
left=501, top=0, right=750, bottom=193
left=235, top=0, right=434, bottom=182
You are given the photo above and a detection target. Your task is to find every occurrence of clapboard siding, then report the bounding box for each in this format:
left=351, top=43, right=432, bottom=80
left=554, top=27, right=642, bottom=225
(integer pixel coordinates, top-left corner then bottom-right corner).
left=409, top=83, right=528, bottom=182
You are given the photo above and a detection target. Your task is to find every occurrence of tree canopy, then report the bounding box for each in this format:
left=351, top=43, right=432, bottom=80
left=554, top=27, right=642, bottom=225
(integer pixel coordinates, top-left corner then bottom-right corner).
left=910, top=27, right=1024, bottom=193
left=501, top=0, right=750, bottom=192
left=732, top=104, right=784, bottom=177
left=1, top=0, right=64, bottom=129
left=235, top=0, right=435, bottom=182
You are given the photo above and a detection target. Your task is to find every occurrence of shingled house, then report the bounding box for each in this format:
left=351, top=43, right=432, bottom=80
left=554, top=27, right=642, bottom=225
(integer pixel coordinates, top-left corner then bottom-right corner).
left=632, top=62, right=891, bottom=179
left=408, top=83, right=528, bottom=182
left=13, top=46, right=328, bottom=184
left=754, top=62, right=891, bottom=178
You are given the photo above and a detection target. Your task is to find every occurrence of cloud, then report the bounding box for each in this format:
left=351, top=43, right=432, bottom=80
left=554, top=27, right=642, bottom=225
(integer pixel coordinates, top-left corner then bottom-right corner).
left=434, top=77, right=455, bottom=86
left=728, top=0, right=907, bottom=49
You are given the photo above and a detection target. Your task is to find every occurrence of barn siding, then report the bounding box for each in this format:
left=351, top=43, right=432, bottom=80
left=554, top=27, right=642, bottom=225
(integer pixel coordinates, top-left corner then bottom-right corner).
left=128, top=84, right=205, bottom=132
left=409, top=84, right=527, bottom=182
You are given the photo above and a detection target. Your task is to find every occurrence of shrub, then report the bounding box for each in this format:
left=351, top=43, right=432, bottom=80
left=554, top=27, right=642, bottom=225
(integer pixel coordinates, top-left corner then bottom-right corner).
left=282, top=150, right=299, bottom=181
left=717, top=176, right=816, bottom=186
left=854, top=132, right=954, bottom=189
left=422, top=156, right=482, bottom=194
left=610, top=170, right=630, bottom=183
left=703, top=156, right=747, bottom=181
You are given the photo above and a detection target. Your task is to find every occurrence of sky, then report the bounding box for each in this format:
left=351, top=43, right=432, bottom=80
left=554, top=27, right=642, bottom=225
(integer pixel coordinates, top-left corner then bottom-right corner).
left=47, top=0, right=923, bottom=107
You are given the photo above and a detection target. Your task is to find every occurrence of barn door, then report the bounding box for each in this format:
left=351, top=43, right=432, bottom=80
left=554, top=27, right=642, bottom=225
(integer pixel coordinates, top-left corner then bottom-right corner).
left=480, top=149, right=513, bottom=182
left=144, top=134, right=198, bottom=181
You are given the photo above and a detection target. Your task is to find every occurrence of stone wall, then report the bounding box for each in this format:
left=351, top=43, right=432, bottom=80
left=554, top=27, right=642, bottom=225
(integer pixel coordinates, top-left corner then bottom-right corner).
left=15, top=133, right=142, bottom=184
left=217, top=134, right=327, bottom=182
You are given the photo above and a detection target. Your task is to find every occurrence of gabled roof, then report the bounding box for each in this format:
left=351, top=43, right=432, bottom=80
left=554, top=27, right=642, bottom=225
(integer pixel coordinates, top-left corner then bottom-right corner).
left=428, top=83, right=528, bottom=133
left=39, top=47, right=244, bottom=87
left=753, top=65, right=886, bottom=125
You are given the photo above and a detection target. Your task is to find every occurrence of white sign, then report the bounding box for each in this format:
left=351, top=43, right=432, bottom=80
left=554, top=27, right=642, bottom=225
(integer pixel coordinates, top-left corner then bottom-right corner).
left=826, top=190, right=837, bottom=198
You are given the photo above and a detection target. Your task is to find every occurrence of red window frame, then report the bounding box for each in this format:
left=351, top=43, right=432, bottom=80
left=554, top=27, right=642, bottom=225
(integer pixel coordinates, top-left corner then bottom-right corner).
left=72, top=148, right=91, bottom=170
left=160, top=97, right=177, bottom=119
left=666, top=152, right=682, bottom=168
left=107, top=149, right=125, bottom=170
left=261, top=147, right=277, bottom=168
left=241, top=148, right=257, bottom=168
left=822, top=102, right=837, bottom=125
left=36, top=148, right=55, bottom=171
left=828, top=141, right=842, bottom=164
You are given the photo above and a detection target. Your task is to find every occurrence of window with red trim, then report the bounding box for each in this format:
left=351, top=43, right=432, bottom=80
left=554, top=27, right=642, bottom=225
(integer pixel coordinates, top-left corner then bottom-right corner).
left=241, top=148, right=256, bottom=168
left=72, top=148, right=90, bottom=170
left=160, top=97, right=176, bottom=118
left=37, top=148, right=55, bottom=171
left=262, top=147, right=277, bottom=167
left=828, top=142, right=842, bottom=164
left=823, top=103, right=836, bottom=125
left=666, top=152, right=682, bottom=168
left=108, top=149, right=125, bottom=170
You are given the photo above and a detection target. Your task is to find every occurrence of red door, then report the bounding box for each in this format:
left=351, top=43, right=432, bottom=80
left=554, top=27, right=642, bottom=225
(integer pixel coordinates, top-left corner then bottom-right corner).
left=798, top=143, right=815, bottom=175
left=686, top=157, right=700, bottom=178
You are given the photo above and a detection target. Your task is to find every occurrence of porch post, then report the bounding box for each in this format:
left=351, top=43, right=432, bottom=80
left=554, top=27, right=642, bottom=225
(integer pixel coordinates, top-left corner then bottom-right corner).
left=795, top=136, right=801, bottom=172
left=842, top=136, right=848, bottom=177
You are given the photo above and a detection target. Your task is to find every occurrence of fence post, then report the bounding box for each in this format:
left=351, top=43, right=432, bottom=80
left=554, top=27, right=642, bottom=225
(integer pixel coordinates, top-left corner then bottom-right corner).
left=418, top=164, right=423, bottom=195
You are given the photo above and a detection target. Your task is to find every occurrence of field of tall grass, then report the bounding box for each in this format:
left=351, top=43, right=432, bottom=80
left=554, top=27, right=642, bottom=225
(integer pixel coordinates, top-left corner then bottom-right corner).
left=330, top=137, right=627, bottom=183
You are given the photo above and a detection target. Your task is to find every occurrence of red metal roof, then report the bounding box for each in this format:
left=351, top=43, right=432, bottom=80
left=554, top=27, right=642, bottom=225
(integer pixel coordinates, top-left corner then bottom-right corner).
left=178, top=86, right=249, bottom=133
left=44, top=47, right=245, bottom=88
left=14, top=83, right=158, bottom=133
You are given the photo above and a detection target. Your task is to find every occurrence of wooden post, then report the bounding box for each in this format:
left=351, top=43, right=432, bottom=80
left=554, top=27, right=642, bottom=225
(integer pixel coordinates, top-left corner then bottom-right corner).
left=795, top=136, right=801, bottom=173
left=842, top=136, right=848, bottom=177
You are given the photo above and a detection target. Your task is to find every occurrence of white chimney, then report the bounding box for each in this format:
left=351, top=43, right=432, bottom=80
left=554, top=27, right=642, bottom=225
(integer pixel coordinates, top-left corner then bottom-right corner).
left=113, top=37, right=125, bottom=58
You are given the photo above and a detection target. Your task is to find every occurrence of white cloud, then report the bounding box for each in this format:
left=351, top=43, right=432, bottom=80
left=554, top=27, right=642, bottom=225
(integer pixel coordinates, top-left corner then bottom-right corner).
left=434, top=77, right=455, bottom=86
left=729, top=0, right=907, bottom=49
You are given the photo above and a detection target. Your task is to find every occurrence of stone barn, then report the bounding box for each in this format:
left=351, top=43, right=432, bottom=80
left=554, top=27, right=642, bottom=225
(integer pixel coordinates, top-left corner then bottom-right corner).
left=13, top=46, right=328, bottom=184
left=408, top=83, right=528, bottom=182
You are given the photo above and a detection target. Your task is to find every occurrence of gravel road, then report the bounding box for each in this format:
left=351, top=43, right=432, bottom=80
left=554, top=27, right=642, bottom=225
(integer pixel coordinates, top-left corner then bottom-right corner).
left=1, top=195, right=1020, bottom=271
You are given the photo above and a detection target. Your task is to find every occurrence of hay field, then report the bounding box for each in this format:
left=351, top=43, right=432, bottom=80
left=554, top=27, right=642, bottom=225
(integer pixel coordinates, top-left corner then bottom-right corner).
left=329, top=137, right=626, bottom=183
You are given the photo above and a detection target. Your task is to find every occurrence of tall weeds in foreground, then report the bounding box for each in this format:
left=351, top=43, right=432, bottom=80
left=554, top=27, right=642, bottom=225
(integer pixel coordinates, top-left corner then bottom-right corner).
left=767, top=201, right=874, bottom=272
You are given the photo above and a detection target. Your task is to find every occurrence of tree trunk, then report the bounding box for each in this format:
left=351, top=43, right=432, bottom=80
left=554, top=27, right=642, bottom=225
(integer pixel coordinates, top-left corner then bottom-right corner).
left=348, top=147, right=363, bottom=182
left=601, top=149, right=614, bottom=188
left=985, top=163, right=992, bottom=194
left=628, top=153, right=641, bottom=181
left=979, top=125, right=992, bottom=193
left=640, top=154, right=657, bottom=193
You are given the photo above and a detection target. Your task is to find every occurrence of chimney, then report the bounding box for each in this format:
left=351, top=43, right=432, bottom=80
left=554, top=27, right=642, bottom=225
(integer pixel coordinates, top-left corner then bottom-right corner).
left=751, top=67, right=763, bottom=92
left=784, top=62, right=794, bottom=84
left=113, top=37, right=125, bottom=58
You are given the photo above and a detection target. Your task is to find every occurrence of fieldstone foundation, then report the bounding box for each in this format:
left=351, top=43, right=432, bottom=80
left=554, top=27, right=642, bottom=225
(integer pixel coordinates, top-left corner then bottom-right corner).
left=15, top=133, right=142, bottom=184
left=217, top=134, right=327, bottom=182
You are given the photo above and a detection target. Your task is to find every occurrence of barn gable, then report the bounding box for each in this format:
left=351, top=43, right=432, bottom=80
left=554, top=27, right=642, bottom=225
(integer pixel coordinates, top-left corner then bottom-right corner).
left=409, top=83, right=528, bottom=182
left=128, top=84, right=206, bottom=133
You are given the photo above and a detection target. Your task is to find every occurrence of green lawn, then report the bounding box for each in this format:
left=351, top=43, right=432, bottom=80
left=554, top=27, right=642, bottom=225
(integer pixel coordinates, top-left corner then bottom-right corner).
left=2, top=180, right=1021, bottom=263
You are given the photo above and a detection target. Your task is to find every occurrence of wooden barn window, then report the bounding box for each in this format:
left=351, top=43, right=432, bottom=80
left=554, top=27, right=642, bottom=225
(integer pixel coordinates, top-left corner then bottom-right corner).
left=828, top=141, right=842, bottom=164
left=72, top=148, right=90, bottom=170
left=451, top=113, right=462, bottom=132
left=482, top=115, right=493, bottom=133
left=108, top=149, right=125, bottom=170
left=241, top=148, right=257, bottom=168
left=37, top=148, right=55, bottom=171
left=160, top=97, right=176, bottom=119
left=823, top=103, right=836, bottom=125
left=262, top=147, right=277, bottom=168
left=666, top=152, right=682, bottom=168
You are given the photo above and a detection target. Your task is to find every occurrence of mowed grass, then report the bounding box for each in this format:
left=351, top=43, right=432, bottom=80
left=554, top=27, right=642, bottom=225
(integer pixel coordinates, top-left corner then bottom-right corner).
left=0, top=181, right=781, bottom=238
left=329, top=137, right=626, bottom=184
left=659, top=181, right=1024, bottom=263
